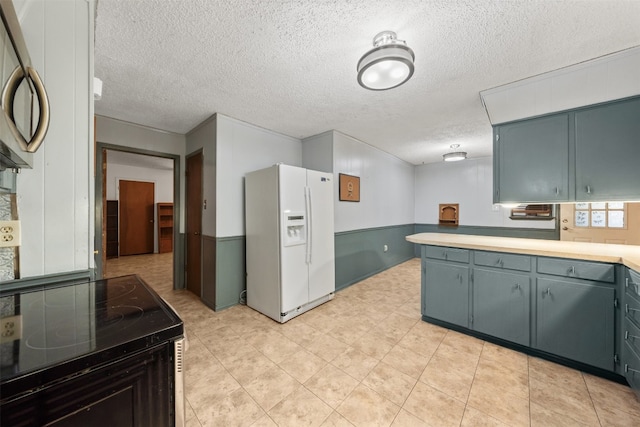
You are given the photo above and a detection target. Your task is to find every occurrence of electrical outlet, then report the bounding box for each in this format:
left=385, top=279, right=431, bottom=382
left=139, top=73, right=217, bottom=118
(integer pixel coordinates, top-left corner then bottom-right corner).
left=0, top=220, right=21, bottom=247
left=0, top=315, right=22, bottom=343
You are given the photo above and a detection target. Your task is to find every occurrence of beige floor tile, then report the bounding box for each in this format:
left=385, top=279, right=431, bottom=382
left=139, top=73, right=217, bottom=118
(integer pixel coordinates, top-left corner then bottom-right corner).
left=381, top=344, right=430, bottom=379
left=278, top=348, right=327, bottom=383
left=304, top=333, right=350, bottom=362
left=327, top=321, right=371, bottom=345
left=583, top=373, right=640, bottom=419
left=397, top=321, right=446, bottom=356
left=299, top=310, right=338, bottom=333
left=305, top=364, right=360, bottom=408
left=186, top=417, right=203, bottom=427
left=480, top=342, right=529, bottom=372
left=279, top=319, right=325, bottom=347
left=250, top=414, right=278, bottom=426
left=474, top=357, right=529, bottom=400
left=362, top=361, right=417, bottom=406
left=247, top=330, right=302, bottom=364
left=528, top=356, right=586, bottom=391
left=529, top=401, right=590, bottom=427
left=440, top=330, right=484, bottom=356
left=244, top=367, right=301, bottom=412
left=390, top=409, right=429, bottom=426
left=460, top=406, right=510, bottom=427
left=320, top=411, right=355, bottom=427
left=336, top=384, right=400, bottom=427
left=529, top=377, right=599, bottom=426
left=195, top=387, right=265, bottom=427
left=351, top=330, right=395, bottom=360
left=467, top=376, right=530, bottom=427
left=403, top=381, right=466, bottom=426
left=268, top=385, right=333, bottom=427
left=223, top=347, right=278, bottom=386
left=419, top=351, right=475, bottom=402
left=331, top=346, right=379, bottom=381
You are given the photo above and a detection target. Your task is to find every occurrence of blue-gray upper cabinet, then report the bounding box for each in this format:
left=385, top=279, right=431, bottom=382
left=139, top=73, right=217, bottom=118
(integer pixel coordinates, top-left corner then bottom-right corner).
left=575, top=97, right=640, bottom=201
left=423, top=258, right=469, bottom=328
left=473, top=268, right=530, bottom=346
left=536, top=278, right=615, bottom=371
left=493, top=113, right=570, bottom=203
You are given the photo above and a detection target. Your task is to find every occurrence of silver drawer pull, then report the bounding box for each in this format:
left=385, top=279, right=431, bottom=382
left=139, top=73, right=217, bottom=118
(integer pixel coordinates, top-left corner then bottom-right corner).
left=626, top=304, right=640, bottom=314
left=625, top=364, right=640, bottom=374
left=625, top=331, right=640, bottom=340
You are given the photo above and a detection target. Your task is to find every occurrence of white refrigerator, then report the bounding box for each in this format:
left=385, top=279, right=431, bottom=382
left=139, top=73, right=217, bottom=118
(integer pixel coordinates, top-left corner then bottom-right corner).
left=245, top=164, right=335, bottom=323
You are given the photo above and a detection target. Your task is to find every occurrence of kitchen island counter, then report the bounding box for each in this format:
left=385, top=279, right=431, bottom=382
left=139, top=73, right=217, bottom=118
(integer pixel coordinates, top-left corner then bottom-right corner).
left=406, top=233, right=640, bottom=271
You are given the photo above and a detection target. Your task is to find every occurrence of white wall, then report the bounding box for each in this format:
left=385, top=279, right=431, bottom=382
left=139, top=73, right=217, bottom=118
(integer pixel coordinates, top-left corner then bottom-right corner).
left=216, top=114, right=302, bottom=237
left=415, top=157, right=555, bottom=229
left=96, top=115, right=186, bottom=232
left=15, top=0, right=94, bottom=278
left=185, top=115, right=216, bottom=236
left=302, top=131, right=333, bottom=173
left=333, top=131, right=415, bottom=233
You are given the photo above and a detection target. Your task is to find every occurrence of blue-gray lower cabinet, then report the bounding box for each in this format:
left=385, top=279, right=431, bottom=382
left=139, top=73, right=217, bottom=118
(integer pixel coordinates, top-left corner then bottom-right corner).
left=420, top=245, right=621, bottom=374
left=473, top=268, right=530, bottom=346
left=623, top=268, right=640, bottom=398
left=536, top=278, right=615, bottom=371
left=423, top=259, right=469, bottom=328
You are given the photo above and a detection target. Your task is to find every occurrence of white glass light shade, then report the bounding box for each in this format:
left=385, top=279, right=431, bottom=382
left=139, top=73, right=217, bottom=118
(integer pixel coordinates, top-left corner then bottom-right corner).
left=357, top=31, right=415, bottom=91
left=442, top=144, right=467, bottom=162
left=442, top=151, right=467, bottom=162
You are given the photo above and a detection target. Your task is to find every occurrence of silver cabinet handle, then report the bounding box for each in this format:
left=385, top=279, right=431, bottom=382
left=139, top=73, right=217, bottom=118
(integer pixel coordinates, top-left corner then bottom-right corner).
left=555, top=187, right=560, bottom=195
left=545, top=288, right=551, bottom=296
left=514, top=283, right=521, bottom=290
left=625, top=331, right=640, bottom=340
left=626, top=304, right=640, bottom=314
left=625, top=364, right=640, bottom=374
left=1, top=66, right=50, bottom=153
left=586, top=185, right=592, bottom=194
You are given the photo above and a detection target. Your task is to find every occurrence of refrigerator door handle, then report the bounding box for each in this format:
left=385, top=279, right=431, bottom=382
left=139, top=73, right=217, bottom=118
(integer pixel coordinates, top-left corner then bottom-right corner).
left=305, top=186, right=312, bottom=264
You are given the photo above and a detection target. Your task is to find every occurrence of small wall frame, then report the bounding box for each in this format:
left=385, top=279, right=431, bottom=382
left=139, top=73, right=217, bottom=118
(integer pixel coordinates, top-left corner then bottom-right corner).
left=439, top=203, right=459, bottom=226
left=339, top=173, right=360, bottom=202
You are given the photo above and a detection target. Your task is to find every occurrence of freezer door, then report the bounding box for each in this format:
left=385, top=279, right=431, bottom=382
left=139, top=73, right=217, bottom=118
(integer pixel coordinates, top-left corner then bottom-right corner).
left=279, top=165, right=310, bottom=312
left=307, top=169, right=336, bottom=301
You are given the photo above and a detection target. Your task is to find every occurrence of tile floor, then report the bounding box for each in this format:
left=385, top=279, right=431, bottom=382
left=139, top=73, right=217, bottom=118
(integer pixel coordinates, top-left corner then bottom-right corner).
left=106, top=254, right=640, bottom=426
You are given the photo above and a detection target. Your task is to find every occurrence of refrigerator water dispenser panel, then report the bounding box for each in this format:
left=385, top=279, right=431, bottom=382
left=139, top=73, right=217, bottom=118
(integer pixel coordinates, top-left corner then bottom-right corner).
left=283, top=211, right=306, bottom=246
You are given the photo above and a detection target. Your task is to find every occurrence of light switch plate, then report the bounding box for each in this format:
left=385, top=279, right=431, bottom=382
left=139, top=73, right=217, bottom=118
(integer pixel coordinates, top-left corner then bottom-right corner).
left=0, top=220, right=21, bottom=247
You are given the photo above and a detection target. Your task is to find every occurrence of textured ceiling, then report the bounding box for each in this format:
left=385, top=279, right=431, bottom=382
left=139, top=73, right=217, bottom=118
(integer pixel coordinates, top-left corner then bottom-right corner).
left=94, top=0, right=640, bottom=165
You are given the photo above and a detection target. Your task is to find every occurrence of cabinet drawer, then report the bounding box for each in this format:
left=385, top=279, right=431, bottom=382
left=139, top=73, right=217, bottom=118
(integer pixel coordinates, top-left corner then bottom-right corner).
left=628, top=269, right=640, bottom=299
left=537, top=257, right=615, bottom=283
left=424, top=246, right=469, bottom=263
left=623, top=342, right=640, bottom=392
left=474, top=251, right=531, bottom=272
left=625, top=291, right=640, bottom=327
left=624, top=317, right=640, bottom=357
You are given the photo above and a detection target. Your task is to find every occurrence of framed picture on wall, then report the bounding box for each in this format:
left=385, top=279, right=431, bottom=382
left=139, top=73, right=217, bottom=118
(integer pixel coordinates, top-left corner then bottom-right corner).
left=339, top=173, right=360, bottom=202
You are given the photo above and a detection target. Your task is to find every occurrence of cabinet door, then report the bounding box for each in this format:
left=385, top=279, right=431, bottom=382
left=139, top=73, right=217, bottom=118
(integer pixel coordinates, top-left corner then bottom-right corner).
left=575, top=97, right=640, bottom=201
left=473, top=268, right=530, bottom=346
left=423, top=260, right=469, bottom=327
left=536, top=278, right=615, bottom=370
left=495, top=113, right=570, bottom=203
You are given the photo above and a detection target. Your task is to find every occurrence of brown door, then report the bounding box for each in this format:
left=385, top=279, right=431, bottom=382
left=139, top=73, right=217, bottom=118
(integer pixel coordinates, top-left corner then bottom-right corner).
left=560, top=202, right=640, bottom=244
left=119, top=180, right=155, bottom=255
left=186, top=152, right=203, bottom=296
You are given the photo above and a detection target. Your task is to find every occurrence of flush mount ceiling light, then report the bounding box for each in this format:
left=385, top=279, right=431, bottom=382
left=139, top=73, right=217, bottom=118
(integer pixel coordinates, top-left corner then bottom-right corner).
left=357, top=31, right=415, bottom=91
left=443, top=144, right=467, bottom=162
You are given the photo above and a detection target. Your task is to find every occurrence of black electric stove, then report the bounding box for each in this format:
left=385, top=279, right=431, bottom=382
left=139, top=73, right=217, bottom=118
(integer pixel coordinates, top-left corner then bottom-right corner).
left=0, top=275, right=184, bottom=426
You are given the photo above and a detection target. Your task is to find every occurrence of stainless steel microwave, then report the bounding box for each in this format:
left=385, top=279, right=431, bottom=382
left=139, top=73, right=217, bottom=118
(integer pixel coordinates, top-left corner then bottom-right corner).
left=0, top=0, right=49, bottom=169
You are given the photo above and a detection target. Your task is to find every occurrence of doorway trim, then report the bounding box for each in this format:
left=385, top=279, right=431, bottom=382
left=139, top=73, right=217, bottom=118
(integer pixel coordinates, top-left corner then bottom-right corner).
left=95, top=142, right=183, bottom=289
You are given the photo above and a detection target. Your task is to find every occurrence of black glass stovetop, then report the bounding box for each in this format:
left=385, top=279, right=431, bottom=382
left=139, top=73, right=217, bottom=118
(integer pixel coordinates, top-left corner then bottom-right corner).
left=0, top=275, right=183, bottom=397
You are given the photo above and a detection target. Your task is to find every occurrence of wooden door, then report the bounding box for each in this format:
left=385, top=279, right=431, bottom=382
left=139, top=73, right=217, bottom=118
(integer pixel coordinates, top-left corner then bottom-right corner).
left=119, top=180, right=155, bottom=255
left=560, top=203, right=640, bottom=244
left=186, top=152, right=203, bottom=296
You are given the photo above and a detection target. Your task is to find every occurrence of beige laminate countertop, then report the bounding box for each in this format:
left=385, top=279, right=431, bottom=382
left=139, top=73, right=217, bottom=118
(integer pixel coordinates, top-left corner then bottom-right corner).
left=406, top=233, right=640, bottom=271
